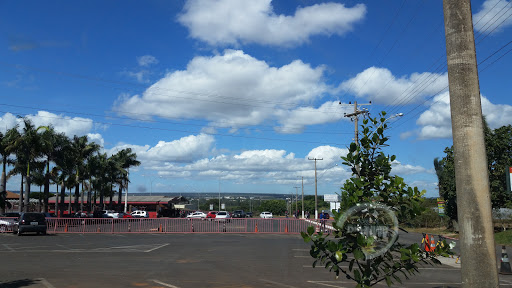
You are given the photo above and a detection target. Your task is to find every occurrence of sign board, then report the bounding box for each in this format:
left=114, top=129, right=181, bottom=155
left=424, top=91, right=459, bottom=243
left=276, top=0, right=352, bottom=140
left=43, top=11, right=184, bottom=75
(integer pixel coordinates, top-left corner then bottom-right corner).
left=437, top=198, right=445, bottom=216
left=507, top=167, right=512, bottom=193
left=221, top=203, right=225, bottom=210
left=324, top=194, right=340, bottom=202
left=209, top=204, right=214, bottom=211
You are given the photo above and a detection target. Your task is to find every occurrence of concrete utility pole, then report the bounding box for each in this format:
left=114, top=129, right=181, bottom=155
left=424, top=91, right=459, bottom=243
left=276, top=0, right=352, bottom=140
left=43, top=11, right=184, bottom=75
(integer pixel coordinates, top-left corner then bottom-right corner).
left=443, top=1, right=498, bottom=286
left=308, top=158, right=323, bottom=219
left=343, top=101, right=371, bottom=146
left=301, top=177, right=304, bottom=219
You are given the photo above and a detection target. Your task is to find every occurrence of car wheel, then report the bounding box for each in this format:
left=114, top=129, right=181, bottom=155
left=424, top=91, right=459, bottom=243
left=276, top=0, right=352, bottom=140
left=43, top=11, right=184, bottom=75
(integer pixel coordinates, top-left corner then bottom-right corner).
left=0, top=224, right=6, bottom=233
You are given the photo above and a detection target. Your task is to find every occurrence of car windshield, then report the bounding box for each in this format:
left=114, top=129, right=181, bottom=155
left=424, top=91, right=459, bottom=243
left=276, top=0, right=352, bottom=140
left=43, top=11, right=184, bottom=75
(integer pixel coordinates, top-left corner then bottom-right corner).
left=22, top=213, right=45, bottom=222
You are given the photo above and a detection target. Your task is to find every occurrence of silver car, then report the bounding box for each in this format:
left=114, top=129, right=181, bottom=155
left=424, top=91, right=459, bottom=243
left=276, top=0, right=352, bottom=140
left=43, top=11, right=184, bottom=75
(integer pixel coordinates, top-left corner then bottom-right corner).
left=260, top=212, right=273, bottom=219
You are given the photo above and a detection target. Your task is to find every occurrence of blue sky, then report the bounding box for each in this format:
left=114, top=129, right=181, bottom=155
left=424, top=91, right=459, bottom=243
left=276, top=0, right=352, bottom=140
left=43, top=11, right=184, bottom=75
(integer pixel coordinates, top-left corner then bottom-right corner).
left=1, top=0, right=511, bottom=198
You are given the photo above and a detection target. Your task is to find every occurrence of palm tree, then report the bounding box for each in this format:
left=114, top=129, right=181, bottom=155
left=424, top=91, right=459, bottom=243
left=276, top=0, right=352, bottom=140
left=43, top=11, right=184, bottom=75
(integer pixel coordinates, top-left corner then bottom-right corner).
left=89, top=152, right=111, bottom=210
left=0, top=127, right=19, bottom=213
left=39, top=127, right=69, bottom=212
left=69, top=135, right=100, bottom=212
left=9, top=118, right=45, bottom=212
left=112, top=148, right=140, bottom=210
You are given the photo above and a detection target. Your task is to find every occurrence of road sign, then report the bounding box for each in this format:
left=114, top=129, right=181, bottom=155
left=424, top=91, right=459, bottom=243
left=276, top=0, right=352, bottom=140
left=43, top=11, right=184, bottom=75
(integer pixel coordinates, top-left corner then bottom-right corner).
left=324, top=194, right=339, bottom=202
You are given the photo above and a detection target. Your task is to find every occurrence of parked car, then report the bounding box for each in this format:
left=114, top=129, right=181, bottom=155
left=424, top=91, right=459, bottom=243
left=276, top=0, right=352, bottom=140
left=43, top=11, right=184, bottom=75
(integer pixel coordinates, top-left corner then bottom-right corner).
left=2, top=212, right=21, bottom=218
left=12, top=212, right=47, bottom=236
left=118, top=212, right=134, bottom=219
left=215, top=211, right=231, bottom=221
left=232, top=210, right=246, bottom=218
left=131, top=210, right=149, bottom=218
left=186, top=211, right=207, bottom=219
left=0, top=218, right=15, bottom=233
left=206, top=211, right=217, bottom=219
left=260, top=211, right=273, bottom=219
left=246, top=212, right=253, bottom=218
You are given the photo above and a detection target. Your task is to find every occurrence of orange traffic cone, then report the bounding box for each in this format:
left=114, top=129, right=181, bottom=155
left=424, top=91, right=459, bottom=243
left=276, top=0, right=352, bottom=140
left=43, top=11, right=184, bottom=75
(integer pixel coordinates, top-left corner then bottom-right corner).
left=255, top=223, right=258, bottom=232
left=423, top=234, right=431, bottom=252
left=159, top=224, right=162, bottom=232
left=430, top=238, right=436, bottom=253
left=64, top=223, right=68, bottom=232
left=285, top=224, right=289, bottom=233
left=97, top=226, right=101, bottom=232
left=500, top=246, right=512, bottom=275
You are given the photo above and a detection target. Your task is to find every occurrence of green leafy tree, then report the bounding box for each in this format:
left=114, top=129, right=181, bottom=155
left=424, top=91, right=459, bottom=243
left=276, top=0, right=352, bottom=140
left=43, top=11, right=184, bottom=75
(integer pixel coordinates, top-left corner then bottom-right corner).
left=436, top=123, right=512, bottom=224
left=302, top=112, right=451, bottom=287
left=259, top=199, right=286, bottom=216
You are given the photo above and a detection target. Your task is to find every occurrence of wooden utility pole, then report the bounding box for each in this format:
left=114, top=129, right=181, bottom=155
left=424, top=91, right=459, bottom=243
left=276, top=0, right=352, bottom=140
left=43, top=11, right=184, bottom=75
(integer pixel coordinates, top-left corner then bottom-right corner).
left=443, top=0, right=498, bottom=286
left=343, top=101, right=370, bottom=146
left=308, top=158, right=323, bottom=219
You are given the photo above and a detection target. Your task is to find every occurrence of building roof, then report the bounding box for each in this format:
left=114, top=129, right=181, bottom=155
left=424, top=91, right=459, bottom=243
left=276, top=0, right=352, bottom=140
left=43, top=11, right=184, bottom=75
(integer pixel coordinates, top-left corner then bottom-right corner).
left=46, top=195, right=189, bottom=204
left=6, top=191, right=19, bottom=199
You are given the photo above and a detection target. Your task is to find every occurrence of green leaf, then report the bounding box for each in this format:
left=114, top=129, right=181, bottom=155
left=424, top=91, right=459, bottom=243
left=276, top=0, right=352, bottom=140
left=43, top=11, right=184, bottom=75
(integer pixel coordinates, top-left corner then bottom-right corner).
left=385, top=275, right=392, bottom=287
left=354, top=248, right=365, bottom=260
left=307, top=226, right=315, bottom=236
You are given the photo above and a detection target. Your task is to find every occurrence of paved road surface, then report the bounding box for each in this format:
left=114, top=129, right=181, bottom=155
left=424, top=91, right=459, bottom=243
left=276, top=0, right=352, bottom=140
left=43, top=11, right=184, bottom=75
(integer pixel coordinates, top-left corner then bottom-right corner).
left=1, top=232, right=511, bottom=288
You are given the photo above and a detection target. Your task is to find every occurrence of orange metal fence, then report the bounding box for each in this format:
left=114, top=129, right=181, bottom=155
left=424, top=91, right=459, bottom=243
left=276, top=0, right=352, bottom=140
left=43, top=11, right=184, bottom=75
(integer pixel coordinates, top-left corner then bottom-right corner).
left=0, top=217, right=335, bottom=234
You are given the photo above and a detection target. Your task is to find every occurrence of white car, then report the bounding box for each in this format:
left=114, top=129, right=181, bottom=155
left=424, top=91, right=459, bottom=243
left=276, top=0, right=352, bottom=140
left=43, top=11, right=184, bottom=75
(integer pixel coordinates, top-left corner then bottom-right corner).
left=130, top=210, right=149, bottom=218
left=186, top=211, right=207, bottom=219
left=0, top=219, right=15, bottom=233
left=215, top=211, right=231, bottom=221
left=260, top=212, right=273, bottom=219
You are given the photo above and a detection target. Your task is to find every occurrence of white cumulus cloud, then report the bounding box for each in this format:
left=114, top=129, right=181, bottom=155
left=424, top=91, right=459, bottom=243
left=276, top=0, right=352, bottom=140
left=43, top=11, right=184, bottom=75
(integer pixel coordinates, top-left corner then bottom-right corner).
left=0, top=111, right=94, bottom=137
left=177, top=0, right=366, bottom=47
left=411, top=92, right=512, bottom=140
left=339, top=67, right=448, bottom=105
left=109, top=134, right=215, bottom=167
left=473, top=0, right=512, bottom=34
left=114, top=50, right=332, bottom=132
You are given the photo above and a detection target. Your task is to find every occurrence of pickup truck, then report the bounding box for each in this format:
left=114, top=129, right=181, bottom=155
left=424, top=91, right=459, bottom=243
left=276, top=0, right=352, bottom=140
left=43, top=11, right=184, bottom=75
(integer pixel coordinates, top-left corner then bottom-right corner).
left=232, top=210, right=246, bottom=218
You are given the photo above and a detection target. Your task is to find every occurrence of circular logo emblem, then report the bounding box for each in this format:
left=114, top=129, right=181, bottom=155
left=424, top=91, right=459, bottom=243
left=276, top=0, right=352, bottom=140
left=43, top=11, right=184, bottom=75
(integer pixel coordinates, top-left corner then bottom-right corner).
left=336, top=202, right=399, bottom=260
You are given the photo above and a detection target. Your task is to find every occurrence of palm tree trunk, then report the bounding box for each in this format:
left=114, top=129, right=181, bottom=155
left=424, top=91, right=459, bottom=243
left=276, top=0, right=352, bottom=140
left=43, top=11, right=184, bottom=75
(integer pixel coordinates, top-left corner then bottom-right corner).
left=24, top=174, right=30, bottom=212
left=55, top=182, right=59, bottom=216
left=60, top=182, right=65, bottom=217
left=43, top=161, right=50, bottom=213
left=0, top=160, right=6, bottom=214
left=117, top=185, right=123, bottom=211
left=74, top=183, right=80, bottom=213
left=19, top=174, right=24, bottom=212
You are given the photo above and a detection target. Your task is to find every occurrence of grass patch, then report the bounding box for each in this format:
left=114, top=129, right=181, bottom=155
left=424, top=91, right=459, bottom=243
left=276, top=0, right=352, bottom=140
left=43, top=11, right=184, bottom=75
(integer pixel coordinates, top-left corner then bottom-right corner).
left=403, top=227, right=512, bottom=245
left=495, top=230, right=512, bottom=245
left=401, top=227, right=458, bottom=239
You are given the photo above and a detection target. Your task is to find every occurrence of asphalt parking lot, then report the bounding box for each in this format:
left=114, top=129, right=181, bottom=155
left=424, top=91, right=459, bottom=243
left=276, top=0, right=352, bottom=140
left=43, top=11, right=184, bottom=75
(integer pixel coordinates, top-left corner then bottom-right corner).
left=1, top=232, right=512, bottom=288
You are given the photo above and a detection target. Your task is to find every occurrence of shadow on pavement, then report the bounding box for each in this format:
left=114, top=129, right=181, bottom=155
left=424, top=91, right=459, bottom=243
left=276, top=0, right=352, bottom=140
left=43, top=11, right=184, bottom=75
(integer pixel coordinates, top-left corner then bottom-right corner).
left=0, top=279, right=40, bottom=288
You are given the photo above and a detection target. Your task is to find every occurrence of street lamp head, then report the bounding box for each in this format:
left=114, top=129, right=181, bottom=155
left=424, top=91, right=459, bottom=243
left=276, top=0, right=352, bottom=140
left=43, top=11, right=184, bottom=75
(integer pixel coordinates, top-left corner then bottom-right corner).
left=397, top=113, right=404, bottom=117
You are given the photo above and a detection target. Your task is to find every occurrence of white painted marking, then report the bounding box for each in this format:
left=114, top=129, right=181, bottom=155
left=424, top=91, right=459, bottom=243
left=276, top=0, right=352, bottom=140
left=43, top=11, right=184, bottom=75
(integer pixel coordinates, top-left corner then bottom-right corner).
left=307, top=281, right=345, bottom=287
left=260, top=279, right=299, bottom=287
left=36, top=278, right=57, bottom=288
left=150, top=279, right=180, bottom=288
left=292, top=249, right=309, bottom=251
left=145, top=243, right=169, bottom=252
left=2, top=244, right=14, bottom=252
